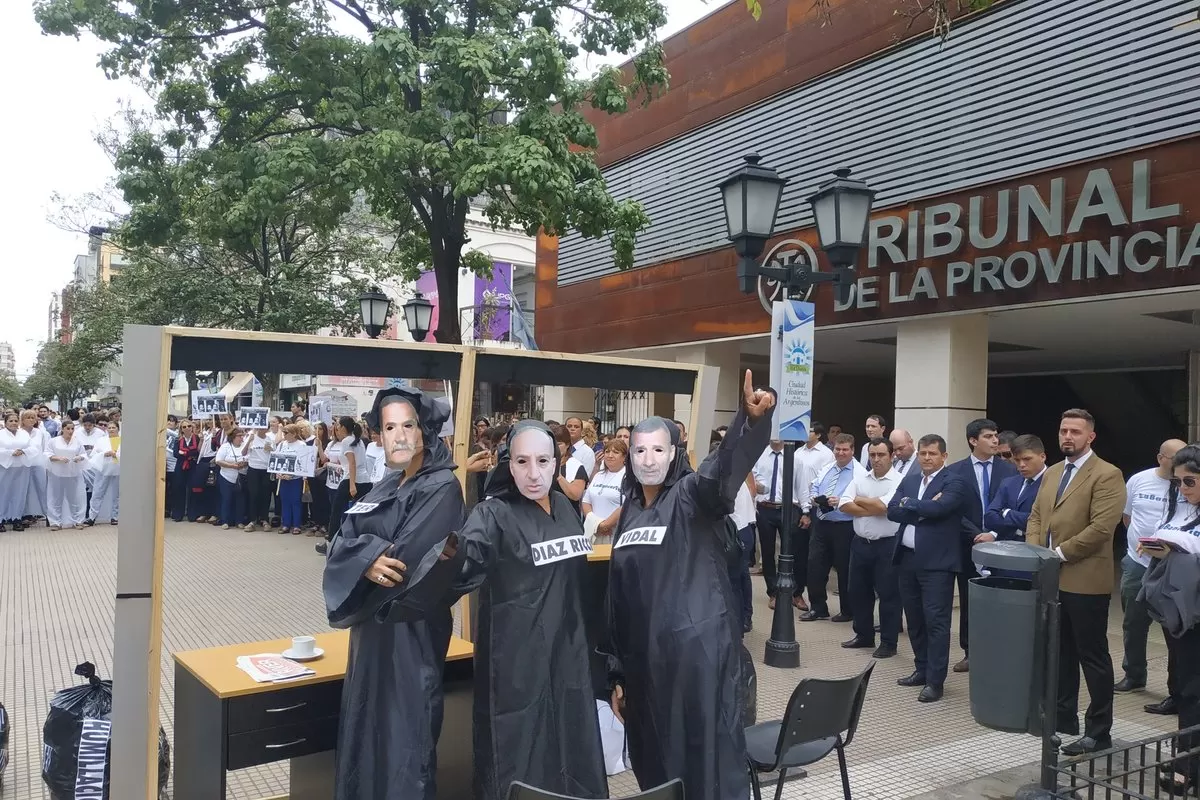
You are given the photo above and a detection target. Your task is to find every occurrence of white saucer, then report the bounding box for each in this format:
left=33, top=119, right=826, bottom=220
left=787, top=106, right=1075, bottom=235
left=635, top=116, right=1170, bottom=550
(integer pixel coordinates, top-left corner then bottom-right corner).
left=281, top=647, right=324, bottom=662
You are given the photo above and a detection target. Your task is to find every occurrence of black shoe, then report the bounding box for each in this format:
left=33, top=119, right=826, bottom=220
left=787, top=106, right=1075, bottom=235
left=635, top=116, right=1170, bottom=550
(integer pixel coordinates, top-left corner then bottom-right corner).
left=1061, top=736, right=1112, bottom=757
left=799, top=609, right=830, bottom=622
left=841, top=636, right=875, bottom=649
left=315, top=542, right=328, bottom=555
left=918, top=685, right=943, bottom=703
left=897, top=671, right=926, bottom=687
left=872, top=644, right=897, bottom=658
left=1145, top=696, right=1178, bottom=715
left=1114, top=677, right=1146, bottom=694
left=830, top=613, right=853, bottom=623
left=743, top=620, right=753, bottom=634
left=953, top=657, right=970, bottom=673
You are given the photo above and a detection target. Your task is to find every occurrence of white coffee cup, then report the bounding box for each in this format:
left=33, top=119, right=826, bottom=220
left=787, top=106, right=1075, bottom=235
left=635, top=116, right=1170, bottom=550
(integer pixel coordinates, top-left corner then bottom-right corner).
left=291, top=636, right=316, bottom=658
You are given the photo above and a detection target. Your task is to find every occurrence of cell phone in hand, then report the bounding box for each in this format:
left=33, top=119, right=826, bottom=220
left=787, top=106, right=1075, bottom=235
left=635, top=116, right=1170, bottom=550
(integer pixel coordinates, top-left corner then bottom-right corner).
left=1137, top=537, right=1170, bottom=550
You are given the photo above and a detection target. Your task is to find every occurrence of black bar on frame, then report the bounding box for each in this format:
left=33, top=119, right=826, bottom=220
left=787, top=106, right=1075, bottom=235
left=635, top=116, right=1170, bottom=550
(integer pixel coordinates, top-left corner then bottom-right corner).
left=473, top=352, right=697, bottom=394
left=169, top=336, right=463, bottom=381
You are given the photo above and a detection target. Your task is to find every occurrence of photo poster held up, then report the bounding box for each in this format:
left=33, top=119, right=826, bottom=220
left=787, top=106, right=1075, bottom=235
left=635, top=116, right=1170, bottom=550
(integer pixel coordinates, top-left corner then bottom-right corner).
left=236, top=406, right=270, bottom=430
left=190, top=392, right=227, bottom=419
left=267, top=451, right=313, bottom=478
left=309, top=397, right=333, bottom=428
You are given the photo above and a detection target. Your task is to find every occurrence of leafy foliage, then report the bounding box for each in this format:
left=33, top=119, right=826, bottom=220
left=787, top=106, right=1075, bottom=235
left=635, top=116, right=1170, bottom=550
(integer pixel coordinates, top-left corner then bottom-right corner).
left=23, top=341, right=105, bottom=411
left=36, top=0, right=673, bottom=342
left=0, top=371, right=25, bottom=409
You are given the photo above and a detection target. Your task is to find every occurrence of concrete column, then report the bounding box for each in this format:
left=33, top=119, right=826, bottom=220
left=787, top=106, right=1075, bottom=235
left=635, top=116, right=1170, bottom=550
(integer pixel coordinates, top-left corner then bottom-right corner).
left=893, top=314, right=989, bottom=462
left=541, top=386, right=595, bottom=424
left=672, top=341, right=742, bottom=438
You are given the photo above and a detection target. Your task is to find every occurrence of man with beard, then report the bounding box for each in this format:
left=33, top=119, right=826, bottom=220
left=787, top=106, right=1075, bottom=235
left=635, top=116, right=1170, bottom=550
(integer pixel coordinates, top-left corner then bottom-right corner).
left=323, top=388, right=465, bottom=800
left=605, top=370, right=774, bottom=800
left=452, top=421, right=607, bottom=800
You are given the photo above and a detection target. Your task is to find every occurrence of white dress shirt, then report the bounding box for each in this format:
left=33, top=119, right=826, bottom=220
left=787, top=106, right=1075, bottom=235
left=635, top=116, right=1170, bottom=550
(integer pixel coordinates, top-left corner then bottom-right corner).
left=751, top=447, right=791, bottom=505
left=892, top=454, right=915, bottom=477
left=571, top=440, right=596, bottom=479
left=796, top=441, right=835, bottom=508
left=1050, top=449, right=1094, bottom=559
left=900, top=468, right=942, bottom=549
left=839, top=468, right=902, bottom=540
left=971, top=455, right=996, bottom=507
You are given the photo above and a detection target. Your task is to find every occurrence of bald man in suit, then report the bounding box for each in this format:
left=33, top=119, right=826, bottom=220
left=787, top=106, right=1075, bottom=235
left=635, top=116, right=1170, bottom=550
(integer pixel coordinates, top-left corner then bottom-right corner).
left=1026, top=409, right=1126, bottom=757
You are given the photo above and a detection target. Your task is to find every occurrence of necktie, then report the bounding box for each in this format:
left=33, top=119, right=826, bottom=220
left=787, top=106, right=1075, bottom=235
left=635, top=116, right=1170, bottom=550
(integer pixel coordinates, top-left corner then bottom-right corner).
left=894, top=457, right=906, bottom=473
left=979, top=460, right=991, bottom=506
left=769, top=452, right=780, bottom=502
left=1055, top=463, right=1075, bottom=503
left=1016, top=477, right=1032, bottom=504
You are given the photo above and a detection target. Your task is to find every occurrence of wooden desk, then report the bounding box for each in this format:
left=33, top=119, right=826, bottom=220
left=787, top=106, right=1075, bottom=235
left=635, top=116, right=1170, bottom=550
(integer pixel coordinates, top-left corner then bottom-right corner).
left=173, top=632, right=474, bottom=800
left=587, top=543, right=611, bottom=561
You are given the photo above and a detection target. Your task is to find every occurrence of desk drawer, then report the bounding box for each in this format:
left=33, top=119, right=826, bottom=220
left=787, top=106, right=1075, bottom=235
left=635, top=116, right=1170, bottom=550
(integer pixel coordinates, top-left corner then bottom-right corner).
left=227, top=715, right=339, bottom=770
left=227, top=681, right=342, bottom=735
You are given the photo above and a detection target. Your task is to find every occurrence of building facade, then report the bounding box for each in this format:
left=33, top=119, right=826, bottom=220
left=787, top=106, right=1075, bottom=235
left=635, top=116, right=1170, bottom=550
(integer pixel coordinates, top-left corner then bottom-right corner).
left=536, top=0, right=1200, bottom=468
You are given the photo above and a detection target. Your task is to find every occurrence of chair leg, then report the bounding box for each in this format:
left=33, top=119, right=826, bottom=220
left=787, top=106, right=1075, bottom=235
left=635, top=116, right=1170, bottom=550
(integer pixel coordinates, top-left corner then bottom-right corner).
left=837, top=744, right=852, bottom=800
left=774, top=767, right=788, bottom=800
left=748, top=761, right=763, bottom=800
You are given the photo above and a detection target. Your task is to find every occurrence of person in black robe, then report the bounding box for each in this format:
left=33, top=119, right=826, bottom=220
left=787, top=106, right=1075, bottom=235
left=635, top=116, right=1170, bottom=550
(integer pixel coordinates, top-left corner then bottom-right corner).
left=453, top=421, right=608, bottom=800
left=323, top=387, right=466, bottom=800
left=604, top=370, right=774, bottom=800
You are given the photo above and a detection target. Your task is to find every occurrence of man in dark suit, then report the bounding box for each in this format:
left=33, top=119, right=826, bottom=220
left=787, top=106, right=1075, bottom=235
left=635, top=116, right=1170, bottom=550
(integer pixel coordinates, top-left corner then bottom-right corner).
left=945, top=418, right=1018, bottom=674
left=981, top=433, right=1047, bottom=543
left=887, top=434, right=971, bottom=703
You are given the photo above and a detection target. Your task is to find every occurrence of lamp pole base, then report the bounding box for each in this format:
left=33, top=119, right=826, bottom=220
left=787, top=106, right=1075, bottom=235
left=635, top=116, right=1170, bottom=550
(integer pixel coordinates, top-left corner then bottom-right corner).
left=764, top=638, right=800, bottom=668
left=1014, top=784, right=1059, bottom=800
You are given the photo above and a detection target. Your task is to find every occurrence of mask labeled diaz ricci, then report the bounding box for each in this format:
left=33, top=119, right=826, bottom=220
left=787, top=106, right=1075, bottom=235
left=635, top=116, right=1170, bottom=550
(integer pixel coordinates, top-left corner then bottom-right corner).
left=510, top=428, right=557, bottom=501
left=630, top=425, right=675, bottom=487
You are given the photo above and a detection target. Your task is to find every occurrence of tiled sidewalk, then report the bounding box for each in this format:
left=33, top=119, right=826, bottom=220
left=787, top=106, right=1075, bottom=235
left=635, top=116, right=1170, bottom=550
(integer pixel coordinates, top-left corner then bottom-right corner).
left=0, top=523, right=1179, bottom=799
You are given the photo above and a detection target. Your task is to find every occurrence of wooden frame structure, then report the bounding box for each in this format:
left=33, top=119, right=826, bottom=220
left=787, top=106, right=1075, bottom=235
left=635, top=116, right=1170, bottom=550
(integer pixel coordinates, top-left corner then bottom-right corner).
left=113, top=324, right=717, bottom=800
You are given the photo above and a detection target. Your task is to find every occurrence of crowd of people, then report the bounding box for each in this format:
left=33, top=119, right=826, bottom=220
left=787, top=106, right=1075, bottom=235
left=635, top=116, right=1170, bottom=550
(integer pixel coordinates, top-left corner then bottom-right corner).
left=0, top=405, right=121, bottom=530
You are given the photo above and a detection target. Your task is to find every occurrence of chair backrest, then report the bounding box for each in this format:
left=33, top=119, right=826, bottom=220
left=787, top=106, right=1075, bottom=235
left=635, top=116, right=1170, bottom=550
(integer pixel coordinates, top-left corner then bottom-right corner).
left=508, top=778, right=684, bottom=800
left=773, top=661, right=875, bottom=757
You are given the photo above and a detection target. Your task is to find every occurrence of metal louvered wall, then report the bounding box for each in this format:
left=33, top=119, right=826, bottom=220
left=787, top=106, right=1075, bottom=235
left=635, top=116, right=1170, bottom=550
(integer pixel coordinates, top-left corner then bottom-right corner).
left=557, top=0, right=1200, bottom=286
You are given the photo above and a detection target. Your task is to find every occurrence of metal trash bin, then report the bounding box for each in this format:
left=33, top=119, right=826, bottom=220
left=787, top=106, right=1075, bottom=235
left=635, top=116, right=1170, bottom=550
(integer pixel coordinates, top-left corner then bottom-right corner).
left=968, top=542, right=1060, bottom=734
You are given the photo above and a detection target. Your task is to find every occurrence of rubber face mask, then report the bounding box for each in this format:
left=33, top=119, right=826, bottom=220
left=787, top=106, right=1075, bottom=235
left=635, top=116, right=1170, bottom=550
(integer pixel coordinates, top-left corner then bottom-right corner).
left=510, top=428, right=557, bottom=501
left=380, top=399, right=423, bottom=470
left=630, top=427, right=675, bottom=487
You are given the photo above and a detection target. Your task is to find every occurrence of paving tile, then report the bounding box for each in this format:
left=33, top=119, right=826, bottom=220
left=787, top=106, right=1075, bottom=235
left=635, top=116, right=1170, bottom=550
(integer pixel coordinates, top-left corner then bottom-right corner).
left=0, top=522, right=1182, bottom=799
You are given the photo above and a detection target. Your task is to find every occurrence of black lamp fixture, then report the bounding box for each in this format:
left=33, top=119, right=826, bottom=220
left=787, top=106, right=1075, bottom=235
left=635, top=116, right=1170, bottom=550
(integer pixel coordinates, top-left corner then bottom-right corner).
left=401, top=290, right=434, bottom=343
left=807, top=167, right=877, bottom=301
left=717, top=153, right=788, bottom=294
left=359, top=286, right=392, bottom=340
left=717, top=154, right=876, bottom=671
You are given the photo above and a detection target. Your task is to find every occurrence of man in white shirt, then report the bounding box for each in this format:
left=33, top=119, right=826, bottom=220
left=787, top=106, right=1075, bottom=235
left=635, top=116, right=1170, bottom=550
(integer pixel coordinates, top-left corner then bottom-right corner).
left=752, top=440, right=806, bottom=611
left=801, top=434, right=867, bottom=622
left=1115, top=439, right=1184, bottom=701
left=859, top=415, right=886, bottom=467
left=838, top=437, right=903, bottom=658
left=890, top=429, right=915, bottom=477
left=796, top=423, right=835, bottom=509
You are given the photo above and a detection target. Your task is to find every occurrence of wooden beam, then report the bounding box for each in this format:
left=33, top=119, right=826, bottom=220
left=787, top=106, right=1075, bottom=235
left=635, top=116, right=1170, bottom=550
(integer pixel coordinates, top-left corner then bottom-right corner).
left=111, top=325, right=171, bottom=800
left=688, top=364, right=719, bottom=468
left=453, top=347, right=478, bottom=643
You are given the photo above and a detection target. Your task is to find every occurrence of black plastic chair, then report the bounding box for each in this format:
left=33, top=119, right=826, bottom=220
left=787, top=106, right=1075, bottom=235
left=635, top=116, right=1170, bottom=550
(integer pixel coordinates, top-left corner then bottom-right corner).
left=508, top=778, right=684, bottom=800
left=744, top=661, right=875, bottom=800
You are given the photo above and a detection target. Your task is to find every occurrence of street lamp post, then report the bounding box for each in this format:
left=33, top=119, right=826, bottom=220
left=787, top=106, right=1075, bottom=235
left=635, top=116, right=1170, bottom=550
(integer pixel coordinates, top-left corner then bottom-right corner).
left=718, top=154, right=875, bottom=668
left=359, top=286, right=392, bottom=340
left=401, top=291, right=435, bottom=343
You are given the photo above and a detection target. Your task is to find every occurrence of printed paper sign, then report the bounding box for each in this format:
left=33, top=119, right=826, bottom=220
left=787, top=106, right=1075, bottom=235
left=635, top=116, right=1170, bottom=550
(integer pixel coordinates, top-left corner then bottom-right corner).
left=309, top=398, right=334, bottom=427
left=531, top=534, right=593, bottom=565
left=236, top=406, right=270, bottom=429
left=191, top=392, right=228, bottom=419
left=74, top=717, right=112, bottom=798
left=614, top=526, right=668, bottom=549
left=769, top=299, right=814, bottom=442
left=344, top=501, right=379, bottom=515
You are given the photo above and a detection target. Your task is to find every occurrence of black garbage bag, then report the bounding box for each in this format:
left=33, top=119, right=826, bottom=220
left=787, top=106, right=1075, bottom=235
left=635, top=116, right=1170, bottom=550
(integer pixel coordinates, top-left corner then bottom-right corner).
left=739, top=643, right=758, bottom=727
left=42, top=662, right=171, bottom=800
left=0, top=701, right=9, bottom=780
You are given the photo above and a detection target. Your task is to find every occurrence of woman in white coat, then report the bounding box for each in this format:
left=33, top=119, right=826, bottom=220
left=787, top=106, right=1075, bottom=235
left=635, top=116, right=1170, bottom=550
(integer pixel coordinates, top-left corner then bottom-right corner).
left=0, top=412, right=33, bottom=531
left=19, top=408, right=50, bottom=524
left=46, top=420, right=88, bottom=529
left=87, top=421, right=121, bottom=526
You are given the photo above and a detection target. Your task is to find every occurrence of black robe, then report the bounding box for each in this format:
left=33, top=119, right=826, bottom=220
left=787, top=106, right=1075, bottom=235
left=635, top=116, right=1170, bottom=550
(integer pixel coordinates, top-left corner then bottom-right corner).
left=323, top=451, right=466, bottom=800
left=456, top=488, right=608, bottom=800
left=604, top=407, right=772, bottom=800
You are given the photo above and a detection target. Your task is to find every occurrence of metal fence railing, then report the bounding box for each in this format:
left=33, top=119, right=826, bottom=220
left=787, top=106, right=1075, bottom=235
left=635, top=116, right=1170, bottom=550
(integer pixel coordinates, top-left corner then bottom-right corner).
left=1051, top=725, right=1200, bottom=799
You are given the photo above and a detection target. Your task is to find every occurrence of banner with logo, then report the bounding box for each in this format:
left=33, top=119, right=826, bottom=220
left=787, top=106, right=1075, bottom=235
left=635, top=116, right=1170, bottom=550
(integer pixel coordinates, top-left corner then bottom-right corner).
left=769, top=300, right=814, bottom=442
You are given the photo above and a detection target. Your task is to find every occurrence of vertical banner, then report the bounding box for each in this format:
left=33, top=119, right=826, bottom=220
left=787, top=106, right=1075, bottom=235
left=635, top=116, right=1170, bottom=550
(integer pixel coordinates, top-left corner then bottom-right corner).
left=414, top=271, right=440, bottom=343
left=475, top=261, right=513, bottom=341
left=769, top=299, right=815, bottom=443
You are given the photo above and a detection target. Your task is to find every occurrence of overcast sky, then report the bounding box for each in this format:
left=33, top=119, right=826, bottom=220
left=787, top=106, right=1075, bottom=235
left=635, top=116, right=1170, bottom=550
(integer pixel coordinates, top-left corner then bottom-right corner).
left=0, top=0, right=726, bottom=377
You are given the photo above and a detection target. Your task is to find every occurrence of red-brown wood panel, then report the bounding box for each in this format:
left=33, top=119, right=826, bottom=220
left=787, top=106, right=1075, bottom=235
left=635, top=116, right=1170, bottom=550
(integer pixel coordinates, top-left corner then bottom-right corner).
left=535, top=138, right=1200, bottom=353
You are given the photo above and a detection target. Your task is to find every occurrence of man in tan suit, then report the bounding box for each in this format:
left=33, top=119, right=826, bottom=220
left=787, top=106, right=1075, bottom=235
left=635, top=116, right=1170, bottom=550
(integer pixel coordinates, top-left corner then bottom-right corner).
left=1027, top=409, right=1126, bottom=756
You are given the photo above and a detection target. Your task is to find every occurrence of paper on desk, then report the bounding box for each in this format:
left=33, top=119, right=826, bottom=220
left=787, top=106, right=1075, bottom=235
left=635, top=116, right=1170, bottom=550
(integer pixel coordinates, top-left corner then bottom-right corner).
left=236, top=653, right=316, bottom=683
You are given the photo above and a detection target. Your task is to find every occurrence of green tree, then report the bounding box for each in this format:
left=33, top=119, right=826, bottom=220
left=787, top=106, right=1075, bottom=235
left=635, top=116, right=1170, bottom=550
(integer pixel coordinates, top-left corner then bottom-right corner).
left=0, top=371, right=25, bottom=408
left=24, top=341, right=105, bottom=411
left=37, top=0, right=672, bottom=343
